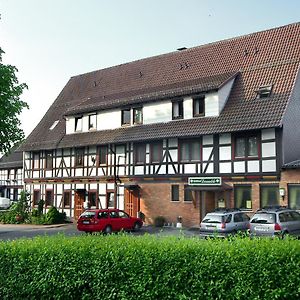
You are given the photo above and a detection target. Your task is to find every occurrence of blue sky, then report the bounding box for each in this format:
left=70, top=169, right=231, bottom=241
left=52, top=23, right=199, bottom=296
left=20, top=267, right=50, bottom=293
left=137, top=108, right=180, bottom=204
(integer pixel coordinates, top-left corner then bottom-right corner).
left=1, top=0, right=300, bottom=136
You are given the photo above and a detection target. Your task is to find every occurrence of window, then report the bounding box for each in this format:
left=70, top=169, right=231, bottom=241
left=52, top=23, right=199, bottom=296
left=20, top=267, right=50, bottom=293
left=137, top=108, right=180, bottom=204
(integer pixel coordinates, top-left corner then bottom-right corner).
left=49, top=120, right=59, bottom=130
left=150, top=141, right=163, bottom=163
left=75, top=148, right=84, bottom=167
left=107, top=191, right=115, bottom=208
left=14, top=168, right=18, bottom=180
left=88, top=191, right=97, bottom=207
left=184, top=185, right=192, bottom=201
left=45, top=190, right=54, bottom=207
left=121, top=109, right=131, bottom=125
left=13, top=189, right=18, bottom=201
left=75, top=116, right=83, bottom=132
left=193, top=96, right=205, bottom=117
left=6, top=189, right=10, bottom=199
left=119, top=211, right=129, bottom=218
left=45, top=150, right=53, bottom=169
left=235, top=135, right=258, bottom=158
left=288, top=185, right=300, bottom=210
left=98, top=211, right=108, bottom=219
left=256, top=85, right=273, bottom=99
left=63, top=191, right=71, bottom=207
left=260, top=185, right=280, bottom=208
left=88, top=114, right=97, bottom=130
left=234, top=185, right=252, bottom=209
left=98, top=146, right=108, bottom=165
left=172, top=100, right=183, bottom=120
left=33, top=152, right=40, bottom=169
left=134, top=143, right=146, bottom=164
left=180, top=140, right=201, bottom=162
left=33, top=190, right=40, bottom=206
left=133, top=107, right=143, bottom=125
left=171, top=185, right=179, bottom=201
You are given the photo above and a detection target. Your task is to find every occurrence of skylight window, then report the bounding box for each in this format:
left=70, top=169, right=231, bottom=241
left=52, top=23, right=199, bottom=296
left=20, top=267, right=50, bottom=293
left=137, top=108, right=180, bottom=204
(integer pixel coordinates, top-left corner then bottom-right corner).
left=49, top=120, right=59, bottom=130
left=256, top=85, right=273, bottom=99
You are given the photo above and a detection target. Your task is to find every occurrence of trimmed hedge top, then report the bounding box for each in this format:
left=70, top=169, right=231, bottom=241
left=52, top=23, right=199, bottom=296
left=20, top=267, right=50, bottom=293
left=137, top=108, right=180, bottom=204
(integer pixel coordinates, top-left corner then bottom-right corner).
left=0, top=234, right=299, bottom=299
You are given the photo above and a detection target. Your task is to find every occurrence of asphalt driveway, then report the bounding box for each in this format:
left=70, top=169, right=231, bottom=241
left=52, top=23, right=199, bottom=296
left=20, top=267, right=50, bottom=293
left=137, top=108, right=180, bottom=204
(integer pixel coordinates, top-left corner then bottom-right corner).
left=0, top=223, right=199, bottom=240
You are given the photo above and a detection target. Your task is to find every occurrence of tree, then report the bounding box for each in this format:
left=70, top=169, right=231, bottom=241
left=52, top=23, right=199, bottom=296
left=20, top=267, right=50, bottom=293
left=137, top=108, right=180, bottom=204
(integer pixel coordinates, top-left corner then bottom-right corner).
left=0, top=47, right=28, bottom=154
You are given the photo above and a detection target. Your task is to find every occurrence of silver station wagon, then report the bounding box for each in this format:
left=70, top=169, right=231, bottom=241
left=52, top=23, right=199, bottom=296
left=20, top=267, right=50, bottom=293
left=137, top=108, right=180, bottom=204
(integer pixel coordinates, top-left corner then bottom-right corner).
left=249, top=206, right=300, bottom=238
left=200, top=209, right=250, bottom=238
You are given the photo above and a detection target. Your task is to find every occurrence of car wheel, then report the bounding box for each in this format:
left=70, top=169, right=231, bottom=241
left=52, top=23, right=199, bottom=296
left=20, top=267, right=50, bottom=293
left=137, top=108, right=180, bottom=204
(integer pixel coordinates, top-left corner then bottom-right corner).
left=103, top=225, right=112, bottom=234
left=133, top=222, right=141, bottom=232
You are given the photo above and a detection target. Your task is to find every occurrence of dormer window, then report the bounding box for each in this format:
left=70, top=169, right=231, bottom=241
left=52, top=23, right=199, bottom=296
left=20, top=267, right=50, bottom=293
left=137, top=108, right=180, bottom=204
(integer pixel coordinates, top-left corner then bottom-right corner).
left=256, top=85, right=273, bottom=99
left=88, top=114, right=97, bottom=130
left=193, top=96, right=205, bottom=117
left=133, top=107, right=143, bottom=125
left=172, top=100, right=183, bottom=120
left=75, top=116, right=83, bottom=132
left=121, top=108, right=131, bottom=126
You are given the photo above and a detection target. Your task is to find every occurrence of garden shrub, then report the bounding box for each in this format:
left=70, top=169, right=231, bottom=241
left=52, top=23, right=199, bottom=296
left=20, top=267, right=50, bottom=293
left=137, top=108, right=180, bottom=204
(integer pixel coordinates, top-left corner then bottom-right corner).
left=45, top=206, right=66, bottom=224
left=0, top=235, right=299, bottom=300
left=154, top=215, right=166, bottom=227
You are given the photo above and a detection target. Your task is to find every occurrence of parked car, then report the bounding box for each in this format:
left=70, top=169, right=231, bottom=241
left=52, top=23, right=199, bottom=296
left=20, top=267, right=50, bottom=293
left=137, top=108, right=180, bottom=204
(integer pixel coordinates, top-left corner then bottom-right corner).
left=77, top=209, right=143, bottom=234
left=0, top=197, right=11, bottom=210
left=199, top=209, right=250, bottom=238
left=249, top=206, right=300, bottom=238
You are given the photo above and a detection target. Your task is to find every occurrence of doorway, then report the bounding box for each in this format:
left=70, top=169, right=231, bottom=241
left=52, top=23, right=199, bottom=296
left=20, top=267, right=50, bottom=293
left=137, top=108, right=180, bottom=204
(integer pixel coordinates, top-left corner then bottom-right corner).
left=124, top=188, right=139, bottom=217
left=74, top=190, right=85, bottom=220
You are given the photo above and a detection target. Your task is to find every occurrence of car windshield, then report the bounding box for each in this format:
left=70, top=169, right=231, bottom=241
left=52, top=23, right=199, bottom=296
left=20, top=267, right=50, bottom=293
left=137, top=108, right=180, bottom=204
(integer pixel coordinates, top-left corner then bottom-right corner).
left=251, top=213, right=276, bottom=224
left=80, top=211, right=96, bottom=218
left=202, top=215, right=223, bottom=224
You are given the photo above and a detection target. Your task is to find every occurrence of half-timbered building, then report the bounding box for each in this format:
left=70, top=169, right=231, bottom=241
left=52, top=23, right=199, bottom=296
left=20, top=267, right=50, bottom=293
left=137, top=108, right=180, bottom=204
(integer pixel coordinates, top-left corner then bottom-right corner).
left=19, top=23, right=300, bottom=226
left=0, top=148, right=23, bottom=202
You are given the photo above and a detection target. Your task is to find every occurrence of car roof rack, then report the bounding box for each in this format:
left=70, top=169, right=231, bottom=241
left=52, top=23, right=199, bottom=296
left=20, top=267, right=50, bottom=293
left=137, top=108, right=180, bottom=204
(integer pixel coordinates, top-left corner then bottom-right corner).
left=213, top=208, right=241, bottom=213
left=257, top=205, right=290, bottom=212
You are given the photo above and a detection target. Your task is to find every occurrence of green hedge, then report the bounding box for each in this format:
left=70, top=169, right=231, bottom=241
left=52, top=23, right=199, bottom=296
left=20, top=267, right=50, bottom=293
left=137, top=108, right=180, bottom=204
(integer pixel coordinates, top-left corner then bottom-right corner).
left=0, top=234, right=299, bottom=299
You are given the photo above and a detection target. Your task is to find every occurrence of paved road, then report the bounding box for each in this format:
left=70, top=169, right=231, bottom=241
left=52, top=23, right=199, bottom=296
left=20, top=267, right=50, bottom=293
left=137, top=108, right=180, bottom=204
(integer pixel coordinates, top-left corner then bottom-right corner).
left=0, top=223, right=199, bottom=241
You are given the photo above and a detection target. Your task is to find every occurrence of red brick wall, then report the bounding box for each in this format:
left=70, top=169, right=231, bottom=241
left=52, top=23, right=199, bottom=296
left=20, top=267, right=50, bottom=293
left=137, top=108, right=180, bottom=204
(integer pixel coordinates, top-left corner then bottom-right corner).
left=139, top=182, right=201, bottom=228
left=137, top=171, right=300, bottom=228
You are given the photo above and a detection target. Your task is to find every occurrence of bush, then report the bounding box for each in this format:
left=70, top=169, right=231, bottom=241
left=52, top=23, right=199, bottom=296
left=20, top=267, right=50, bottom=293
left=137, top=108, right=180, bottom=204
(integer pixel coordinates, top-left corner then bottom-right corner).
left=0, top=235, right=299, bottom=299
left=45, top=206, right=66, bottom=224
left=154, top=215, right=166, bottom=227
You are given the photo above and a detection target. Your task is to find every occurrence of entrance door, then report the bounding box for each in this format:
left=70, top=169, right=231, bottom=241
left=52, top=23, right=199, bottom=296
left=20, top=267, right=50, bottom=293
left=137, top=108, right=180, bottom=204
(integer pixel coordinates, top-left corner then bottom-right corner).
left=124, top=188, right=139, bottom=217
left=74, top=190, right=85, bottom=220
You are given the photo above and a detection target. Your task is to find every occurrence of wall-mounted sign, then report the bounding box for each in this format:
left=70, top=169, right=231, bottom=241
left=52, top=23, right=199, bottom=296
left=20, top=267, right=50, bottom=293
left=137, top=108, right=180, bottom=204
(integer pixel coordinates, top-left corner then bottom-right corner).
left=188, top=177, right=222, bottom=186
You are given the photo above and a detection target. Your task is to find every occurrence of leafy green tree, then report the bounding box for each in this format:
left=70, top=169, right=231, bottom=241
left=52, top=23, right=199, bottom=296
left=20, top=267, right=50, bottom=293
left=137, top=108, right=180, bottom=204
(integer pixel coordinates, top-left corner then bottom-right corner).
left=0, top=47, right=28, bottom=154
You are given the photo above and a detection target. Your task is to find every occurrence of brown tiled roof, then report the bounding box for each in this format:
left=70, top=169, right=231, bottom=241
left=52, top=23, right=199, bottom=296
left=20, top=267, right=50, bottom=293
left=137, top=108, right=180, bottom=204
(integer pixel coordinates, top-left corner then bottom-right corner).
left=0, top=147, right=23, bottom=169
left=19, top=23, right=300, bottom=151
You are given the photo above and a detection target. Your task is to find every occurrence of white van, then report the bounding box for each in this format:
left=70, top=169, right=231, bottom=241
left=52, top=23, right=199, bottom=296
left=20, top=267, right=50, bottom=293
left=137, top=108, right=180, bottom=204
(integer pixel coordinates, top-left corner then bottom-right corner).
left=0, top=197, right=11, bottom=209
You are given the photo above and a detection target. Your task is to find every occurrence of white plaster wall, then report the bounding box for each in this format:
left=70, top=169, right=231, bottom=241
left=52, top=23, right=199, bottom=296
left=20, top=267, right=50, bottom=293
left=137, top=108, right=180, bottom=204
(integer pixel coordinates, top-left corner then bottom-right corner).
left=203, top=147, right=213, bottom=161
left=66, top=117, right=74, bottom=134
left=169, top=150, right=178, bottom=162
left=219, top=162, right=231, bottom=173
left=218, top=76, right=236, bottom=113
left=262, top=160, right=277, bottom=172
left=134, top=166, right=144, bottom=175
left=143, top=101, right=172, bottom=124
left=205, top=92, right=219, bottom=117
left=248, top=160, right=260, bottom=173
left=157, top=165, right=166, bottom=175
left=98, top=110, right=121, bottom=130
left=234, top=161, right=245, bottom=173
left=184, top=164, right=196, bottom=174
left=183, top=97, right=193, bottom=119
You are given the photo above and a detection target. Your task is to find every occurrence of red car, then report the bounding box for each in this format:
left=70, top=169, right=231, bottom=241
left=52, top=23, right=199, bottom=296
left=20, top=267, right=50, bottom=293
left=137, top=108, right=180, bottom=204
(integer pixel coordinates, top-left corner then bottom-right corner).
left=77, top=209, right=143, bottom=234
